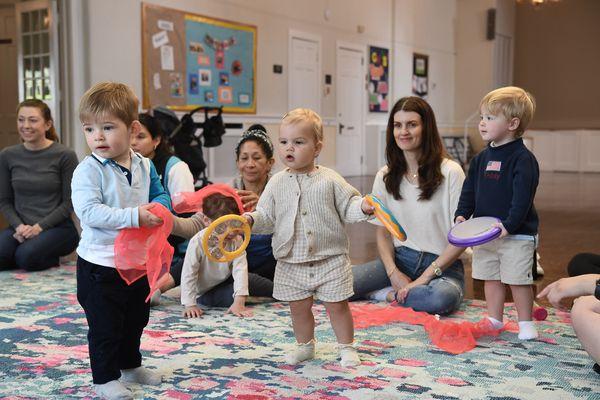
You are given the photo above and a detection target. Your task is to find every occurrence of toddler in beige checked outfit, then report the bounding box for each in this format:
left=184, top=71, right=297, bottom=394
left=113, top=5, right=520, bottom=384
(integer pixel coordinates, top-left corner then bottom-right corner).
left=245, top=108, right=374, bottom=367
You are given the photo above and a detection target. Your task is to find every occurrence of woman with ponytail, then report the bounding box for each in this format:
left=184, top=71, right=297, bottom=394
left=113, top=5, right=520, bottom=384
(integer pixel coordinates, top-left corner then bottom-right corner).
left=0, top=99, right=79, bottom=271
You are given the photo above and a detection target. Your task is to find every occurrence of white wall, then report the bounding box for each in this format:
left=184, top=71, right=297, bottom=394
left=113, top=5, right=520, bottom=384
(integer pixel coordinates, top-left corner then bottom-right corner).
left=64, top=0, right=460, bottom=160
left=392, top=0, right=456, bottom=125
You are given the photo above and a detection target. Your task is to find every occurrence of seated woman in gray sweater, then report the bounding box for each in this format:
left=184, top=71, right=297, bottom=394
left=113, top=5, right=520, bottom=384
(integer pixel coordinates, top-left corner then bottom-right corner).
left=0, top=99, right=79, bottom=271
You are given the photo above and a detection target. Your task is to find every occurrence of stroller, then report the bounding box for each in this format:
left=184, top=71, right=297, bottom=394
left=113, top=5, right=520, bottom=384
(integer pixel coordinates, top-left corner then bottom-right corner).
left=152, top=106, right=226, bottom=189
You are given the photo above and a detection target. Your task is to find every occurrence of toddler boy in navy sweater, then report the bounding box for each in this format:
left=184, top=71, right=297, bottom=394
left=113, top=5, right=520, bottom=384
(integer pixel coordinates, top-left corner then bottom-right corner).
left=455, top=86, right=540, bottom=340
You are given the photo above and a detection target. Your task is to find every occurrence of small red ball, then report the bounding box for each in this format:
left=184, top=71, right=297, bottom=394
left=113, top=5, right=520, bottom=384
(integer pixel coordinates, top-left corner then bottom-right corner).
left=533, top=306, right=548, bottom=321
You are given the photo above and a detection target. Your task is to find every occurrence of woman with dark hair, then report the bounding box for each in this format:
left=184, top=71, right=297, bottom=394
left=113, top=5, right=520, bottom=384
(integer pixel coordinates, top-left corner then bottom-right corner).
left=230, top=124, right=276, bottom=282
left=131, top=112, right=195, bottom=197
left=0, top=99, right=79, bottom=271
left=150, top=124, right=277, bottom=305
left=351, top=97, right=467, bottom=315
left=131, top=112, right=195, bottom=305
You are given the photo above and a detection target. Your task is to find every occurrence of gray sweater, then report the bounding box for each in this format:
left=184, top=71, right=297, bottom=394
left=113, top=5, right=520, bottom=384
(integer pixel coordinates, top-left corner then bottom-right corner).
left=0, top=142, right=78, bottom=229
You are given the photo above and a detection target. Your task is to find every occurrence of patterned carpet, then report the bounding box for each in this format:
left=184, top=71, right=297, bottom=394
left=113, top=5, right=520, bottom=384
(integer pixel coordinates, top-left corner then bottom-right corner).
left=1, top=265, right=599, bottom=399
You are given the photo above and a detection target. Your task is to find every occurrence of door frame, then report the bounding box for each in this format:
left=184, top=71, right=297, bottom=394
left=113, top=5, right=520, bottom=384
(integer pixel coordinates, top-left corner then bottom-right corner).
left=288, top=29, right=322, bottom=113
left=335, top=40, right=366, bottom=176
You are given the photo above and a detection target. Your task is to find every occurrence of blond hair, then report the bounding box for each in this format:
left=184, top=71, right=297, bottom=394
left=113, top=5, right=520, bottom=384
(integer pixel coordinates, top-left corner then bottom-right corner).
left=480, top=86, right=536, bottom=137
left=79, top=82, right=139, bottom=127
left=281, top=108, right=323, bottom=142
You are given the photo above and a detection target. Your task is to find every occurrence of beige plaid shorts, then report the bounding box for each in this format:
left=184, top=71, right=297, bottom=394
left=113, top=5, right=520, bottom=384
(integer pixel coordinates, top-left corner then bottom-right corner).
left=273, top=254, right=354, bottom=302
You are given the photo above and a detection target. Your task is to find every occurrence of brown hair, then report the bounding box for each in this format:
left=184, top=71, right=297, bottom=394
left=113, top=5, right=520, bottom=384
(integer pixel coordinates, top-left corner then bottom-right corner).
left=17, top=99, right=59, bottom=142
left=384, top=97, right=447, bottom=201
left=281, top=108, right=323, bottom=142
left=480, top=86, right=536, bottom=138
left=79, top=82, right=139, bottom=126
left=202, top=193, right=241, bottom=220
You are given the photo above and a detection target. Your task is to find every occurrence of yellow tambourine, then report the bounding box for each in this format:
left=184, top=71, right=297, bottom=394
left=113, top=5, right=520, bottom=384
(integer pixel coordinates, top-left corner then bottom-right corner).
left=201, top=214, right=251, bottom=263
left=365, top=194, right=407, bottom=242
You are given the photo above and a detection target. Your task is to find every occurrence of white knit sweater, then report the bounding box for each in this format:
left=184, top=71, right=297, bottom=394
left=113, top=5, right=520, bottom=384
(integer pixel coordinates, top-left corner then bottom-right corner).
left=249, top=166, right=368, bottom=261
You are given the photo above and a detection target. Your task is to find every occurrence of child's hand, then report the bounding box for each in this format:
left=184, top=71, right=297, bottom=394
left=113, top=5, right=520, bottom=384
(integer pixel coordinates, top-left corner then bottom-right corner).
left=361, top=197, right=375, bottom=215
left=139, top=204, right=163, bottom=227
left=454, top=216, right=466, bottom=225
left=182, top=305, right=204, bottom=318
left=492, top=222, right=509, bottom=238
left=226, top=296, right=253, bottom=317
left=242, top=213, right=254, bottom=227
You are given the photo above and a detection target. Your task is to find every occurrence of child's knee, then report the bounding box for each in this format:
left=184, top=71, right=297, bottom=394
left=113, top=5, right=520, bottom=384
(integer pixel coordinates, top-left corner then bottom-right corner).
left=323, top=300, right=350, bottom=313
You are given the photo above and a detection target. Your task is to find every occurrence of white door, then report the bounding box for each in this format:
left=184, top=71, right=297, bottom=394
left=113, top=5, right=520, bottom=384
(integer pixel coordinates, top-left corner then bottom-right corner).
left=289, top=36, right=320, bottom=113
left=336, top=45, right=364, bottom=177
left=0, top=5, right=19, bottom=150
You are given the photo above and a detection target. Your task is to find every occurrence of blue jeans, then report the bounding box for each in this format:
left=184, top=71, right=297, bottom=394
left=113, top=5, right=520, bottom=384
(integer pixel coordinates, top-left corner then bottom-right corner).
left=0, top=219, right=79, bottom=271
left=198, top=273, right=274, bottom=307
left=352, top=246, right=465, bottom=315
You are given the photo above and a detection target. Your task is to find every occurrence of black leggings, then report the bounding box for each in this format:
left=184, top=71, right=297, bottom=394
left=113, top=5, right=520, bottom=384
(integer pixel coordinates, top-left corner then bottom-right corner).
left=567, top=253, right=600, bottom=277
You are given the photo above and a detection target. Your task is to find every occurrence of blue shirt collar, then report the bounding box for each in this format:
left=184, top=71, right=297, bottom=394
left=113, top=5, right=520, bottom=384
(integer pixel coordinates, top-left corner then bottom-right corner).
left=91, top=149, right=141, bottom=166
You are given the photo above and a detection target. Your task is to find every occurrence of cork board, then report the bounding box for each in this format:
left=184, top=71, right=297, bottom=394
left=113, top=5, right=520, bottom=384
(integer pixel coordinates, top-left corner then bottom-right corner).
left=141, top=3, right=257, bottom=113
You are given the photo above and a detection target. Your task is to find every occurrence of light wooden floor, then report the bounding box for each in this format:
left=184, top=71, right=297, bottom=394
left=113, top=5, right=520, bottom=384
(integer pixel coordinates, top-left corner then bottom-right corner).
left=346, top=172, right=600, bottom=303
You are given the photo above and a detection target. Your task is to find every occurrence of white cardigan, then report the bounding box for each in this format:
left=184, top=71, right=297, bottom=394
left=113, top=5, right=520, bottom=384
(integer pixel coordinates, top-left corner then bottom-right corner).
left=249, top=166, right=369, bottom=261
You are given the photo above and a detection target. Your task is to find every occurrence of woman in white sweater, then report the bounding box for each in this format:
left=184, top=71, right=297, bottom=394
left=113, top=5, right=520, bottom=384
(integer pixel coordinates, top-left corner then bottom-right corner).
left=352, top=97, right=467, bottom=315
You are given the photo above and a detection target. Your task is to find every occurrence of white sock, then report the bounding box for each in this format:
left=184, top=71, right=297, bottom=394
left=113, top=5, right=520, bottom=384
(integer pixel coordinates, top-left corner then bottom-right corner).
left=121, top=366, right=162, bottom=386
left=285, top=339, right=315, bottom=365
left=518, top=320, right=538, bottom=340
left=366, top=286, right=394, bottom=302
left=487, top=316, right=504, bottom=330
left=338, top=343, right=361, bottom=367
left=149, top=289, right=161, bottom=307
left=94, top=380, right=133, bottom=400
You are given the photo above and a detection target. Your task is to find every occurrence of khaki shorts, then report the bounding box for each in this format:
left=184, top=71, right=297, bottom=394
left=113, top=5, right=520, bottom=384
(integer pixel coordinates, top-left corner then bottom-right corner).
left=273, top=255, right=353, bottom=303
left=472, top=237, right=536, bottom=285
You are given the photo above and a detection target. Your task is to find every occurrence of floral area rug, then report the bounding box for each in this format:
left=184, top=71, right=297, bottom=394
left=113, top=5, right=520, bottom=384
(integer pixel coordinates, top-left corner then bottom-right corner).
left=1, top=265, right=599, bottom=399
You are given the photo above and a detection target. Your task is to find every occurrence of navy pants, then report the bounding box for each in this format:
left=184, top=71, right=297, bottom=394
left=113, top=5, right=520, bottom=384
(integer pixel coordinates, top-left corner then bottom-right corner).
left=76, top=257, right=150, bottom=384
left=0, top=219, right=79, bottom=271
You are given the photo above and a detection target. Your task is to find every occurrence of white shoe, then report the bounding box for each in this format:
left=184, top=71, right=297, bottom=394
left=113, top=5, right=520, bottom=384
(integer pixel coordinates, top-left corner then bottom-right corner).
left=536, top=264, right=544, bottom=276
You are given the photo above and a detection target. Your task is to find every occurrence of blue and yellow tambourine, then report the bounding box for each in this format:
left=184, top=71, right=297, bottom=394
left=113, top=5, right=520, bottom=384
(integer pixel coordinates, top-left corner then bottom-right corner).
left=365, top=194, right=407, bottom=242
left=202, top=214, right=251, bottom=263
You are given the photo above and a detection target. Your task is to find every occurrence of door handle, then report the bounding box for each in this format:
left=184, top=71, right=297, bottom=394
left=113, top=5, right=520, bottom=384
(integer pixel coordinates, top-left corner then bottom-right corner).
left=338, top=123, right=345, bottom=134
left=346, top=126, right=355, bottom=130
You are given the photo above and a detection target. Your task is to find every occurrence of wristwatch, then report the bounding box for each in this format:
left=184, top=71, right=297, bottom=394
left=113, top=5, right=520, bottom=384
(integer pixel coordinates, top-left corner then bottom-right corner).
left=595, top=278, right=600, bottom=300
left=431, top=261, right=443, bottom=277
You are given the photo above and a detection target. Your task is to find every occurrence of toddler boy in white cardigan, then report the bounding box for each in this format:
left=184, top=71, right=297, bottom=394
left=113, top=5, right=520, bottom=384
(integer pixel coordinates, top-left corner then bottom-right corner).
left=244, top=108, right=374, bottom=367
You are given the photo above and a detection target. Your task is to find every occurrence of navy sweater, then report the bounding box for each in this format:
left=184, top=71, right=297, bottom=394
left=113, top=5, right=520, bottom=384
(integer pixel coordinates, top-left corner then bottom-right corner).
left=455, top=138, right=539, bottom=235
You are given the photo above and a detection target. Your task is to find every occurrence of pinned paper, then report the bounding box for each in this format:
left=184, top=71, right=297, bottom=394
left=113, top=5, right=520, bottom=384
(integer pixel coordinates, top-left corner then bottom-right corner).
left=153, top=72, right=161, bottom=90
left=157, top=20, right=174, bottom=31
left=152, top=30, right=169, bottom=49
left=161, top=45, right=174, bottom=71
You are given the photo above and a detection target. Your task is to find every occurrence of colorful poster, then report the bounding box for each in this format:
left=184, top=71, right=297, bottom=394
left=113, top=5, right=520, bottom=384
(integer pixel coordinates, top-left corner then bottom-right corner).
left=368, top=46, right=389, bottom=113
left=184, top=14, right=256, bottom=112
left=412, top=53, right=429, bottom=98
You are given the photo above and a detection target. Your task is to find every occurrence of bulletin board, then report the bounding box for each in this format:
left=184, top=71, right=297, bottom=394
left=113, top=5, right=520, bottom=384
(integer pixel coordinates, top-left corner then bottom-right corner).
left=141, top=3, right=257, bottom=113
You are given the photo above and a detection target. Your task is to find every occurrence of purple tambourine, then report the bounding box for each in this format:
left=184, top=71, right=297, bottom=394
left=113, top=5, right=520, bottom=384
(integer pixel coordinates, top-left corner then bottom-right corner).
left=448, top=216, right=502, bottom=247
